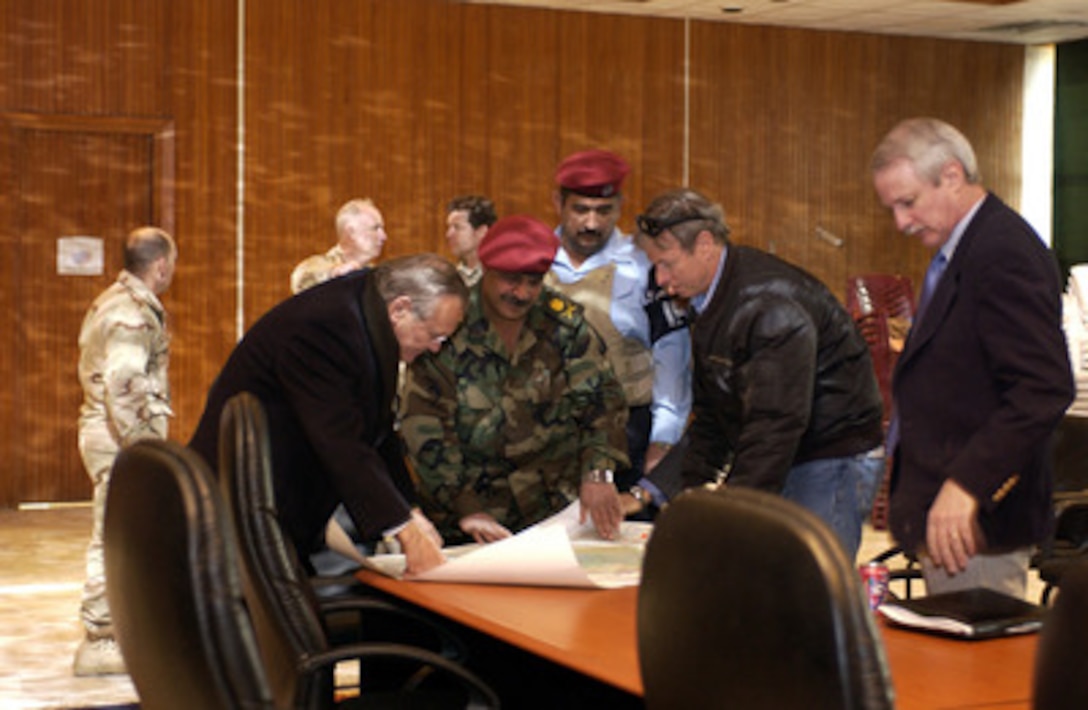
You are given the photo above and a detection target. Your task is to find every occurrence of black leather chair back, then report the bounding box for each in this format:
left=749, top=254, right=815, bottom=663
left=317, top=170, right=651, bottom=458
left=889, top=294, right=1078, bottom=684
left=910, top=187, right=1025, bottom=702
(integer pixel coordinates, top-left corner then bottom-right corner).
left=1032, top=415, right=1088, bottom=603
left=217, top=391, right=500, bottom=709
left=638, top=487, right=894, bottom=710
left=1034, top=559, right=1088, bottom=709
left=104, top=439, right=273, bottom=710
left=218, top=391, right=334, bottom=707
left=1052, top=415, right=1088, bottom=494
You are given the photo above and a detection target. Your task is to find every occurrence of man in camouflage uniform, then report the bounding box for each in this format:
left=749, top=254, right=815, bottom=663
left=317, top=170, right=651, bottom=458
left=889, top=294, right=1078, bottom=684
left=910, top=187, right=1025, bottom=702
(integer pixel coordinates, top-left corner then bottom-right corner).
left=402, top=215, right=629, bottom=544
left=290, top=197, right=387, bottom=294
left=74, top=226, right=177, bottom=676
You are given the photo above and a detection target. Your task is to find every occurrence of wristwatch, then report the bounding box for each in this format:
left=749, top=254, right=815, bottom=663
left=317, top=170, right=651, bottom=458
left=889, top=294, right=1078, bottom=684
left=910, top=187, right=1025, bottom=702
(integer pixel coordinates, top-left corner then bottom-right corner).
left=629, top=485, right=649, bottom=509
left=582, top=469, right=615, bottom=485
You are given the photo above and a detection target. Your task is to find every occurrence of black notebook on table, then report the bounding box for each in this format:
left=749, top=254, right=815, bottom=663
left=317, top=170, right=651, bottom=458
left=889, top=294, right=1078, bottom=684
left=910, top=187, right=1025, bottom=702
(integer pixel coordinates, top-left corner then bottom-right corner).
left=877, top=587, right=1047, bottom=640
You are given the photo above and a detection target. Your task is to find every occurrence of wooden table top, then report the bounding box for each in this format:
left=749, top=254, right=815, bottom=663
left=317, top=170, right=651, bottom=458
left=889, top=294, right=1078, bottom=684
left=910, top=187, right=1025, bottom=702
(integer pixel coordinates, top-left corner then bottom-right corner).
left=356, top=569, right=1037, bottom=708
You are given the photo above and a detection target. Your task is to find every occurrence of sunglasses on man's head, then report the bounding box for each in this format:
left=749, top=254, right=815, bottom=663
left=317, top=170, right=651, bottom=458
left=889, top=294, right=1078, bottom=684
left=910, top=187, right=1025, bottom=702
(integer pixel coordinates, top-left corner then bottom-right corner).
left=635, top=213, right=705, bottom=237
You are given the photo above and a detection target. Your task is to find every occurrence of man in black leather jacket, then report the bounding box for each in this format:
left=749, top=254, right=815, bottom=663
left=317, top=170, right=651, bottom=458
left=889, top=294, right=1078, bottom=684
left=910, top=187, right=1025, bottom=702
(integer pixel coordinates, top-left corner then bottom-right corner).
left=628, top=188, right=885, bottom=559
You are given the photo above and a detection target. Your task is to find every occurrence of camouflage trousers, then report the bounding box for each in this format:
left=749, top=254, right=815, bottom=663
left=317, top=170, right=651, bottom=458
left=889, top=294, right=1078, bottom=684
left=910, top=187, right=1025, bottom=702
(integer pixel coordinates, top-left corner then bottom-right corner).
left=77, top=428, right=120, bottom=639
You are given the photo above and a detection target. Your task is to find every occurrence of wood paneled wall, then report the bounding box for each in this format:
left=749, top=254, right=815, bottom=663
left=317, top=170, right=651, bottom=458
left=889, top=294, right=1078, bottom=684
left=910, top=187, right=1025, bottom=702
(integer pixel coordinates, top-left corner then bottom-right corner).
left=0, top=0, right=1025, bottom=506
left=688, top=24, right=1023, bottom=297
left=0, top=0, right=238, bottom=505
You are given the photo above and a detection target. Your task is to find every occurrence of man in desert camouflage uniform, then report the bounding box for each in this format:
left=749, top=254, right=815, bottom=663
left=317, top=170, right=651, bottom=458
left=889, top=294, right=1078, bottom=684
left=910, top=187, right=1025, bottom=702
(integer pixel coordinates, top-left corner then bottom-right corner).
left=73, top=226, right=177, bottom=676
left=401, top=215, right=629, bottom=545
left=290, top=198, right=387, bottom=294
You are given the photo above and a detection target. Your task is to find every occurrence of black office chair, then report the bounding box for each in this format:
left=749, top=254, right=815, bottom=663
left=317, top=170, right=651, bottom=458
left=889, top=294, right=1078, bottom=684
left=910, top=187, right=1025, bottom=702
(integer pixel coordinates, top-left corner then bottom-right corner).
left=217, top=391, right=499, bottom=708
left=1033, top=558, right=1088, bottom=709
left=1033, top=501, right=1088, bottom=605
left=1031, top=415, right=1088, bottom=604
left=104, top=439, right=275, bottom=710
left=638, top=488, right=894, bottom=710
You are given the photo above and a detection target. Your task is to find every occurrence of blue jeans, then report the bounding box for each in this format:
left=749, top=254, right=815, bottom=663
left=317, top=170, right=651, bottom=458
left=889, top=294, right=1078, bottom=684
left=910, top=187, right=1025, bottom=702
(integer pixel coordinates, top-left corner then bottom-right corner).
left=779, top=451, right=884, bottom=561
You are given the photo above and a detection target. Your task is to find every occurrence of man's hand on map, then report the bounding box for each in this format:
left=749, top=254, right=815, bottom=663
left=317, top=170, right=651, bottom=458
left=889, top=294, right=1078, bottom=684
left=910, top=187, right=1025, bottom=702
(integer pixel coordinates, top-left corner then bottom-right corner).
left=459, top=512, right=513, bottom=544
left=410, top=507, right=444, bottom=548
left=579, top=481, right=623, bottom=540
left=397, top=516, right=447, bottom=577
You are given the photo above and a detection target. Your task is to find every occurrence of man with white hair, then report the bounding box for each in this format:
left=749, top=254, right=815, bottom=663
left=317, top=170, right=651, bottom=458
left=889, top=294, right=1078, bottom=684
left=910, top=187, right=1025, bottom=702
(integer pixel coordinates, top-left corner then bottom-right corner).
left=871, top=117, right=1073, bottom=596
left=290, top=198, right=388, bottom=293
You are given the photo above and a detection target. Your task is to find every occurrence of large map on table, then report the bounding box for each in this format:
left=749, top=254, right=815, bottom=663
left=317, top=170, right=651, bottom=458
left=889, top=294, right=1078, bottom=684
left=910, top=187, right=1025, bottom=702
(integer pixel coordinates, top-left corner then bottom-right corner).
left=362, top=503, right=651, bottom=588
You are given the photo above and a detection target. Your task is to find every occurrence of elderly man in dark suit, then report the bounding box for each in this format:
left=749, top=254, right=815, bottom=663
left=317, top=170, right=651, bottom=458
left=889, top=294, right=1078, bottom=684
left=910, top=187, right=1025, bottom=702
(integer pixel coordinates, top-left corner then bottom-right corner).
left=872, top=117, right=1074, bottom=596
left=189, top=254, right=467, bottom=576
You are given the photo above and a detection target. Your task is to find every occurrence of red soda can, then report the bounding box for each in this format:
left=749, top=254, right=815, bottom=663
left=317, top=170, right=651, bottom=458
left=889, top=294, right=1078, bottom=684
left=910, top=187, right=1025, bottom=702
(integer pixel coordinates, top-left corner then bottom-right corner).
left=859, top=561, right=890, bottom=609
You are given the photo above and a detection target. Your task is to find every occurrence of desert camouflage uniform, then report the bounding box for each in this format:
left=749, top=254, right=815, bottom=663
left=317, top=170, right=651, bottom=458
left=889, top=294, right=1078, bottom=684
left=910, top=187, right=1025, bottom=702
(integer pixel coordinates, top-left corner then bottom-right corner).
left=77, top=269, right=172, bottom=637
left=290, top=245, right=348, bottom=294
left=456, top=261, right=482, bottom=287
left=401, top=285, right=629, bottom=540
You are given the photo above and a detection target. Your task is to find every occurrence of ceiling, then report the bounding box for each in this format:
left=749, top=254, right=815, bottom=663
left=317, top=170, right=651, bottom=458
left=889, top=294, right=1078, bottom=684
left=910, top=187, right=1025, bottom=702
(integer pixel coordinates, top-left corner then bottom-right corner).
left=469, top=0, right=1088, bottom=45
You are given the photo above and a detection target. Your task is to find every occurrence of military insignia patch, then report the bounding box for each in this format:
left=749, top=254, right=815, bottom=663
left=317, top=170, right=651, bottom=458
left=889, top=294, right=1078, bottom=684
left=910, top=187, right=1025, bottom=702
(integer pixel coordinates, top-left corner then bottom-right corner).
left=548, top=297, right=578, bottom=321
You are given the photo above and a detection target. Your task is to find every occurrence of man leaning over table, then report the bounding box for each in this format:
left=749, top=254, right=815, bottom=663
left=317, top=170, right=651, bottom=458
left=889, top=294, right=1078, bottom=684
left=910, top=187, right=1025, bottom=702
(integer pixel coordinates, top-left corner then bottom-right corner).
left=624, top=188, right=885, bottom=561
left=190, top=254, right=467, bottom=577
left=400, top=215, right=631, bottom=546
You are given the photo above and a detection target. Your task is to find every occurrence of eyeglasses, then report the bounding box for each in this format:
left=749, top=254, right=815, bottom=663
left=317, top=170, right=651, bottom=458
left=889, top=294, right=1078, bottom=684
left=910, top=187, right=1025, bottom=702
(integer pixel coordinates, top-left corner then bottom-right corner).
left=635, top=213, right=705, bottom=237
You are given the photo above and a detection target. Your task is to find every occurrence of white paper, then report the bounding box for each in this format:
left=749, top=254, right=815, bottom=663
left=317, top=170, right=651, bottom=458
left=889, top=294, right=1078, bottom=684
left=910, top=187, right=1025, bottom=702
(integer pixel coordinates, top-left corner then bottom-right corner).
left=363, top=502, right=651, bottom=588
left=877, top=603, right=1042, bottom=638
left=877, top=604, right=976, bottom=636
left=57, top=236, right=104, bottom=276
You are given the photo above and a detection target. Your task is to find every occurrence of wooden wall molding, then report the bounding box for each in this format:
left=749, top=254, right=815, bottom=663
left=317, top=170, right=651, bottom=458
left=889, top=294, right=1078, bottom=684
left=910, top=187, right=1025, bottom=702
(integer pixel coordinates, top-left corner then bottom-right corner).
left=2, top=112, right=176, bottom=234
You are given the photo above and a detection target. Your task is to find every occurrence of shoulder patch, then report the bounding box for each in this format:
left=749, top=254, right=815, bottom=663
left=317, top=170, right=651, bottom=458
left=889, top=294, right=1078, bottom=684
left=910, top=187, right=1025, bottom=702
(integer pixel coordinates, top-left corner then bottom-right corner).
left=544, top=291, right=582, bottom=324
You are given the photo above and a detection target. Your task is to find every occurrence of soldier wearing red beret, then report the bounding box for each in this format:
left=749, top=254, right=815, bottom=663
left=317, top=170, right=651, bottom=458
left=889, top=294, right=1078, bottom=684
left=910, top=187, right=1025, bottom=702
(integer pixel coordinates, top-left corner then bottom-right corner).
left=546, top=149, right=692, bottom=499
left=477, top=215, right=558, bottom=276
left=554, top=149, right=630, bottom=199
left=402, top=214, right=631, bottom=545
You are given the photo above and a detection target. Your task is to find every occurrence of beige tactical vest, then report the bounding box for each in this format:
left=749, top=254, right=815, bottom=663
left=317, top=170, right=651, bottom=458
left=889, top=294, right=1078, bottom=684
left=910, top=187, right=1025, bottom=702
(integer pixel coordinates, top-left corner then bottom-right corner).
left=545, top=264, right=653, bottom=407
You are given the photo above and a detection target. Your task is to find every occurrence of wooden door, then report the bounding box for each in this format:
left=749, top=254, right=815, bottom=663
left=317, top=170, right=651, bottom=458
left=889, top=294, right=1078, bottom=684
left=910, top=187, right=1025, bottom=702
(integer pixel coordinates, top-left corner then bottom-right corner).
left=1, top=114, right=173, bottom=506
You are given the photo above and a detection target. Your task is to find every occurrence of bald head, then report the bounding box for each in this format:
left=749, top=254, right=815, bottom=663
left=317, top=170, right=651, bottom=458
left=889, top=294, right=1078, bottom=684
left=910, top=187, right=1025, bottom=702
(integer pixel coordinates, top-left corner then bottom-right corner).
left=124, top=227, right=177, bottom=294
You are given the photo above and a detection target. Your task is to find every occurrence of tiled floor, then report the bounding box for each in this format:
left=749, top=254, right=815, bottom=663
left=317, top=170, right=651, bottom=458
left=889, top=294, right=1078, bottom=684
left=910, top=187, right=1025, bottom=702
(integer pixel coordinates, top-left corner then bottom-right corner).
left=0, top=505, right=1045, bottom=709
left=0, top=505, right=136, bottom=710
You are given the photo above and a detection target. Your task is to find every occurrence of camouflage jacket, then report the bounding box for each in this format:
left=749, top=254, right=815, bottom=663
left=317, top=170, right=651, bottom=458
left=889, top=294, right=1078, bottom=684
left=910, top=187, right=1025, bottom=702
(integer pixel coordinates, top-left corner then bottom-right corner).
left=401, top=285, right=629, bottom=538
left=77, top=270, right=172, bottom=448
left=290, top=245, right=346, bottom=294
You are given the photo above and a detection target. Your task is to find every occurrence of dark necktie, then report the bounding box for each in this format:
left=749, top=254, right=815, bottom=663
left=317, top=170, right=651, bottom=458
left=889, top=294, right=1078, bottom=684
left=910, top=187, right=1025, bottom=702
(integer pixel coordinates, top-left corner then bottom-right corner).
left=886, top=251, right=948, bottom=456
left=913, top=252, right=948, bottom=328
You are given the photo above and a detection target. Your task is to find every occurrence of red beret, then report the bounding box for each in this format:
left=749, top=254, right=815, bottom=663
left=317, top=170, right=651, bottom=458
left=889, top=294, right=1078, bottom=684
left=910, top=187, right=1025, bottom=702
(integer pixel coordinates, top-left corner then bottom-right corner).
left=477, top=215, right=559, bottom=274
left=555, top=149, right=630, bottom=198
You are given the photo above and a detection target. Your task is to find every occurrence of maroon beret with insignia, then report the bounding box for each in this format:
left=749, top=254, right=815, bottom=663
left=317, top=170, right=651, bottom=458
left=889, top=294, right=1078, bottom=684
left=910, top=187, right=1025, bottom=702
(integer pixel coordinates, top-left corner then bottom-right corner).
left=477, top=215, right=559, bottom=274
left=555, top=149, right=630, bottom=198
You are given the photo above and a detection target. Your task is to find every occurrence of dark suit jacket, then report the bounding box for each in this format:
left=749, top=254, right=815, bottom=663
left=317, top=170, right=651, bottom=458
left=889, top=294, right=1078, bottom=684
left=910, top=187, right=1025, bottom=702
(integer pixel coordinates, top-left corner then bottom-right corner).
left=189, top=270, right=414, bottom=559
left=890, top=193, right=1074, bottom=553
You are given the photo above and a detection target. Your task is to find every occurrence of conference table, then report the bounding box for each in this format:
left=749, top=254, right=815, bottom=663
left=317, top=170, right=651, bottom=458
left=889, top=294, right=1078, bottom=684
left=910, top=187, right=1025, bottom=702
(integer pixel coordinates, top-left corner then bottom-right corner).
left=355, top=568, right=1038, bottom=709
